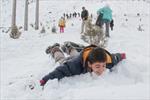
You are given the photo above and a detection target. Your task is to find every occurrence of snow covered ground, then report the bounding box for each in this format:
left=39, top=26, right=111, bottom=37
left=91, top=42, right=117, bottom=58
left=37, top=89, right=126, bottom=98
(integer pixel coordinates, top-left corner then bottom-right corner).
left=0, top=0, right=150, bottom=100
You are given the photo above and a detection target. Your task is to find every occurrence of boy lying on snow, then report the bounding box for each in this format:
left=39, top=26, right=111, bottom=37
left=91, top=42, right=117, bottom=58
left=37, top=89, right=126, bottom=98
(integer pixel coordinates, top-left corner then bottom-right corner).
left=40, top=41, right=126, bottom=86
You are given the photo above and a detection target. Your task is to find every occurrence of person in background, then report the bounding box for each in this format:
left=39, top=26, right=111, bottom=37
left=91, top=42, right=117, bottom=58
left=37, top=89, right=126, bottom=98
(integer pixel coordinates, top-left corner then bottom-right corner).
left=81, top=7, right=89, bottom=34
left=97, top=4, right=112, bottom=37
left=58, top=17, right=66, bottom=33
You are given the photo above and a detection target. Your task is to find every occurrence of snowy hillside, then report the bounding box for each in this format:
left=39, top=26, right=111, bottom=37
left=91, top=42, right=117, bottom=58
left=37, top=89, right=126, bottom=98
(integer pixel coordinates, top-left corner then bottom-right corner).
left=0, top=0, right=150, bottom=100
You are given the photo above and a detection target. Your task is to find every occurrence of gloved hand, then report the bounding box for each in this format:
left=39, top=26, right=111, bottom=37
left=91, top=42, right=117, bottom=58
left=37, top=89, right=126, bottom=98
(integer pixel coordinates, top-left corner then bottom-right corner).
left=121, top=53, right=126, bottom=60
left=40, top=79, right=46, bottom=86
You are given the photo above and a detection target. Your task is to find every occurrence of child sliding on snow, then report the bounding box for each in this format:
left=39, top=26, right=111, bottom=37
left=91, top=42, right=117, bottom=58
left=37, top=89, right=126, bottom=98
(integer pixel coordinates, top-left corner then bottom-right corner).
left=40, top=42, right=126, bottom=86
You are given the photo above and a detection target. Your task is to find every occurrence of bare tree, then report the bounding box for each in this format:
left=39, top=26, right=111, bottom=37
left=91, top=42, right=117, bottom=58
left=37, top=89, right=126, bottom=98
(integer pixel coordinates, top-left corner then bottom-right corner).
left=10, top=0, right=21, bottom=39
left=11, top=0, right=17, bottom=27
left=35, top=0, right=39, bottom=30
left=24, top=0, right=28, bottom=31
left=81, top=18, right=107, bottom=48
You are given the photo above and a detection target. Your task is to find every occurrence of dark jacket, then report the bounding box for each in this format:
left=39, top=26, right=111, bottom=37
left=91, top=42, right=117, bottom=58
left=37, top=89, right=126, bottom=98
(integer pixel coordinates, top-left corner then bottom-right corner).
left=42, top=46, right=122, bottom=82
left=81, top=10, right=89, bottom=20
left=96, top=13, right=103, bottom=27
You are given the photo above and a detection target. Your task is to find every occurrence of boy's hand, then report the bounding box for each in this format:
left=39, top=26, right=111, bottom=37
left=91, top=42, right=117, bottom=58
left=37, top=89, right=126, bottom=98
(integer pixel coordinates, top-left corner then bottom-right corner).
left=40, top=79, right=46, bottom=86
left=121, top=53, right=126, bottom=60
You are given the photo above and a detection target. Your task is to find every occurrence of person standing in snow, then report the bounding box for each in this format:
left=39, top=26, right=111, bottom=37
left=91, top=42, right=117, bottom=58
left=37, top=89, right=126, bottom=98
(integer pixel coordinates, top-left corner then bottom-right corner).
left=58, top=17, right=66, bottom=33
left=81, top=7, right=89, bottom=34
left=40, top=42, right=126, bottom=86
left=97, top=4, right=112, bottom=37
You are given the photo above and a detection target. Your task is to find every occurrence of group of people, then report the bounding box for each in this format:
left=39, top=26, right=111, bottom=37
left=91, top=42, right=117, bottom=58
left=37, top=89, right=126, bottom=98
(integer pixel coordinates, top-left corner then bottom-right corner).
left=63, top=12, right=80, bottom=19
left=57, top=12, right=81, bottom=33
left=57, top=5, right=114, bottom=35
left=39, top=5, right=126, bottom=87
left=81, top=5, right=114, bottom=37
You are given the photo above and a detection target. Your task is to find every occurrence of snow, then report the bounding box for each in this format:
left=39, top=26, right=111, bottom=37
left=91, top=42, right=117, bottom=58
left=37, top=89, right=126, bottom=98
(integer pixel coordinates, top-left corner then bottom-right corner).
left=0, top=0, right=150, bottom=100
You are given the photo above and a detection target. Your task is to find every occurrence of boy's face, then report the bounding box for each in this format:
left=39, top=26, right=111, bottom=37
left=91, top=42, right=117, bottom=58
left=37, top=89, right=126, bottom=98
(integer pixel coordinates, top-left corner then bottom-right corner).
left=88, top=62, right=106, bottom=75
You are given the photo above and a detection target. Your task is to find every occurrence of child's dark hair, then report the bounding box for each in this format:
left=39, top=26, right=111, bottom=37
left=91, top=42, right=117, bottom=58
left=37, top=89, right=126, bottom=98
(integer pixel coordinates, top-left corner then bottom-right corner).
left=87, top=47, right=107, bottom=64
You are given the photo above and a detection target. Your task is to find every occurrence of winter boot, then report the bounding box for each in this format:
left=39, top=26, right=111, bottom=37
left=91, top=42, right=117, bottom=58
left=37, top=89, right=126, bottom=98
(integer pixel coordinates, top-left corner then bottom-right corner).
left=61, top=42, right=73, bottom=55
left=61, top=41, right=85, bottom=54
left=46, top=43, right=65, bottom=63
left=45, top=43, right=60, bottom=54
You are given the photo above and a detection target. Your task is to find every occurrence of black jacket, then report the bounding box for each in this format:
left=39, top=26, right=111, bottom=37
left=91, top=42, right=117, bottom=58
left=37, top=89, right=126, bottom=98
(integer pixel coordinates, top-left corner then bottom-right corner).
left=42, top=54, right=87, bottom=82
left=96, top=13, right=103, bottom=27
left=81, top=10, right=89, bottom=20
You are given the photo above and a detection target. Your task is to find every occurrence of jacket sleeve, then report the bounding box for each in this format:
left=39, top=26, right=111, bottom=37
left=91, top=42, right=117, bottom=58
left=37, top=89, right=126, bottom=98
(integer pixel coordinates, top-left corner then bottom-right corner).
left=81, top=12, right=85, bottom=19
left=106, top=53, right=122, bottom=69
left=42, top=55, right=83, bottom=82
left=86, top=10, right=89, bottom=17
left=81, top=11, right=84, bottom=19
left=81, top=10, right=88, bottom=19
left=111, top=53, right=122, bottom=65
